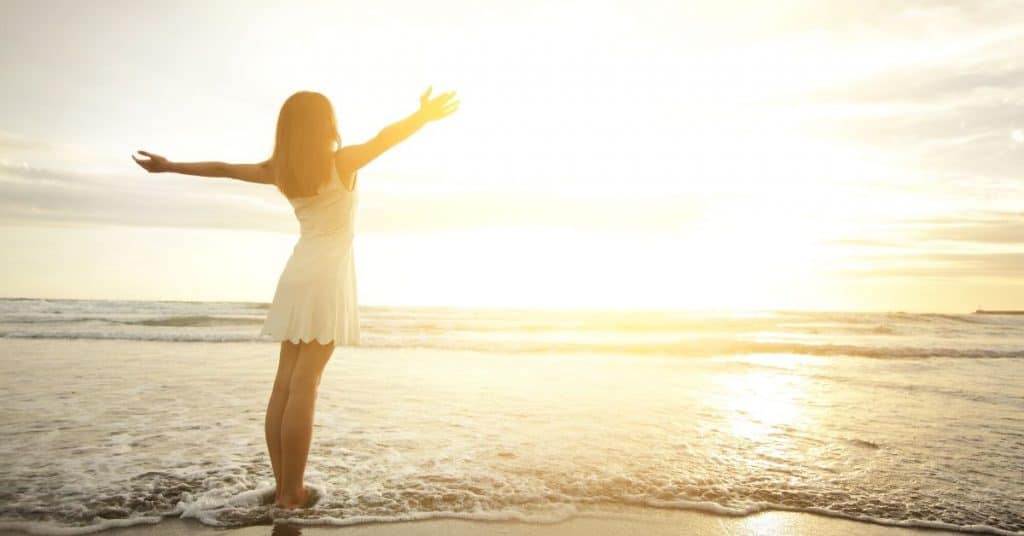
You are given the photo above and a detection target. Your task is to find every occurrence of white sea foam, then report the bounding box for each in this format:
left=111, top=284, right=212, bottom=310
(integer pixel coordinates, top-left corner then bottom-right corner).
left=0, top=300, right=1022, bottom=534
left=2, top=299, right=1024, bottom=359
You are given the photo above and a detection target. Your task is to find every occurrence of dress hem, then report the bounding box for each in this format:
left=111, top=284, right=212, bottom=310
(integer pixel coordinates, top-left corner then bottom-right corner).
left=259, top=327, right=360, bottom=347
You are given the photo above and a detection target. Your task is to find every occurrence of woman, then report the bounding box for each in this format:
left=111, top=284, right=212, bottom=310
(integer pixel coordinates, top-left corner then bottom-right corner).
left=131, top=86, right=458, bottom=510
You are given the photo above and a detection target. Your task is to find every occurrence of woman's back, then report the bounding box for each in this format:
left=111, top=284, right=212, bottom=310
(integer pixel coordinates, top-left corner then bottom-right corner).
left=286, top=163, right=359, bottom=239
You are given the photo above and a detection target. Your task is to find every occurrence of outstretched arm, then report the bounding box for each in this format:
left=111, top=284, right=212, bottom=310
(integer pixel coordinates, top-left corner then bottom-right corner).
left=336, top=86, right=459, bottom=175
left=131, top=151, right=273, bottom=184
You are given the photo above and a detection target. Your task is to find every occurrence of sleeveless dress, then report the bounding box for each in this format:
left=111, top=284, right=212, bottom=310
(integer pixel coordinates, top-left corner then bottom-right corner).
left=260, top=164, right=360, bottom=346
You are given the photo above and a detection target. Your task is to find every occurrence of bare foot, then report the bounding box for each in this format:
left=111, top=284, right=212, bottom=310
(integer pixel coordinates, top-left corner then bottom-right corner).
left=258, top=487, right=277, bottom=506
left=274, top=485, right=319, bottom=510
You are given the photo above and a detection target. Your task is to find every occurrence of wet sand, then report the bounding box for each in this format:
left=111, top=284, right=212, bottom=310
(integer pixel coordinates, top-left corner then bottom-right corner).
left=20, top=506, right=969, bottom=536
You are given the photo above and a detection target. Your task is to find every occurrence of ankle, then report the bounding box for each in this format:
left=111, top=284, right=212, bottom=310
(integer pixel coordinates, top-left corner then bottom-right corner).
left=277, top=487, right=306, bottom=504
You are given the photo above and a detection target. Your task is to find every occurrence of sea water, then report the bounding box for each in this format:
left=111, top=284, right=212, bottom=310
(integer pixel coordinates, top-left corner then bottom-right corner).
left=0, top=298, right=1021, bottom=534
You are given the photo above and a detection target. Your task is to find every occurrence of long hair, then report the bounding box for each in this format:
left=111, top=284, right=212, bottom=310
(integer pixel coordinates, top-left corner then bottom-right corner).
left=270, top=91, right=341, bottom=198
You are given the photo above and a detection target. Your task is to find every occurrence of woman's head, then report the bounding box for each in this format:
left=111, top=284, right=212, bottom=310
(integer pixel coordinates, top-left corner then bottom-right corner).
left=270, top=91, right=341, bottom=198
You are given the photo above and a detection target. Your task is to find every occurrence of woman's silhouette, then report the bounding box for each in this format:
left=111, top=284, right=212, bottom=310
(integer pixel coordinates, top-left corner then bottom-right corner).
left=132, top=87, right=458, bottom=509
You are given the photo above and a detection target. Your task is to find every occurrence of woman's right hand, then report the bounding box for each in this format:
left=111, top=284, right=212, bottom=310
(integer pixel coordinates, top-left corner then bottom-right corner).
left=417, top=86, right=459, bottom=122
left=131, top=150, right=172, bottom=173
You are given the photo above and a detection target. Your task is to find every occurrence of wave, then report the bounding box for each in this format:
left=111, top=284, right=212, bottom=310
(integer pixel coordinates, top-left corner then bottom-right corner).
left=1, top=496, right=1018, bottom=536
left=0, top=331, right=256, bottom=343
left=0, top=517, right=165, bottom=536
left=0, top=315, right=264, bottom=327
left=641, top=499, right=1022, bottom=536
left=2, top=330, right=1022, bottom=359
left=122, top=315, right=265, bottom=327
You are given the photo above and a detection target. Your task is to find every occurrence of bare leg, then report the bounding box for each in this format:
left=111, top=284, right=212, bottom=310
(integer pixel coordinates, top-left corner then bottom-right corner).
left=276, top=340, right=334, bottom=508
left=266, top=341, right=300, bottom=503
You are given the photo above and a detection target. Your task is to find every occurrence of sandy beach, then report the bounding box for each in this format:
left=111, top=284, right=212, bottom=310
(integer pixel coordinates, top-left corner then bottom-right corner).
left=33, top=507, right=969, bottom=536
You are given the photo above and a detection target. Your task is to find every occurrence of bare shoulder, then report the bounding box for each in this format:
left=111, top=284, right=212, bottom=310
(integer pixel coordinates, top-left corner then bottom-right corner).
left=334, top=145, right=362, bottom=172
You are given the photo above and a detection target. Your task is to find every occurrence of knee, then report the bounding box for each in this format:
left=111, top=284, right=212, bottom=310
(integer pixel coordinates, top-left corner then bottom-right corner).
left=288, top=370, right=322, bottom=396
left=271, top=379, right=290, bottom=398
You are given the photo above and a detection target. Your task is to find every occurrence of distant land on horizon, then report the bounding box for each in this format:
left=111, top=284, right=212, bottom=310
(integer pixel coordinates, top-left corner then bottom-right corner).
left=974, top=309, right=1024, bottom=315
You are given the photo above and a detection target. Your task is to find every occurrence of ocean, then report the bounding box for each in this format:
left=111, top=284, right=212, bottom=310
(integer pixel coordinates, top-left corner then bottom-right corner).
left=0, top=298, right=1021, bottom=534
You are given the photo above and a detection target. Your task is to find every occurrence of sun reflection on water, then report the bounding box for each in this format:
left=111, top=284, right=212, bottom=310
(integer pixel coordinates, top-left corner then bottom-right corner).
left=716, top=356, right=814, bottom=447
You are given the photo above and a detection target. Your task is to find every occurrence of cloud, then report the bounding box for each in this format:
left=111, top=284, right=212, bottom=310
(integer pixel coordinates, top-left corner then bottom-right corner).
left=0, top=161, right=294, bottom=232
left=0, top=130, right=118, bottom=172
left=822, top=211, right=1024, bottom=280
left=0, top=159, right=706, bottom=236
left=764, top=5, right=1024, bottom=186
left=826, top=212, right=1024, bottom=245
left=848, top=252, right=1024, bottom=279
left=912, top=213, right=1024, bottom=244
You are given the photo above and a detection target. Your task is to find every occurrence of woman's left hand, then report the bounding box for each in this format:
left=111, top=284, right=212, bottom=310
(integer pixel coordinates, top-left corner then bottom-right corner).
left=417, top=86, right=459, bottom=122
left=132, top=150, right=172, bottom=173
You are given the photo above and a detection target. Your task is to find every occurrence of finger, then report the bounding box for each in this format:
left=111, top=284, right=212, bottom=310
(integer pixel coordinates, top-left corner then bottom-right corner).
left=432, top=93, right=454, bottom=106
left=420, top=86, right=432, bottom=101
left=138, top=150, right=155, bottom=158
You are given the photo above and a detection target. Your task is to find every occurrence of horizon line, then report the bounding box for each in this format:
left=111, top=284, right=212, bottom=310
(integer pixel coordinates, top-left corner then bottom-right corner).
left=0, top=294, right=1008, bottom=316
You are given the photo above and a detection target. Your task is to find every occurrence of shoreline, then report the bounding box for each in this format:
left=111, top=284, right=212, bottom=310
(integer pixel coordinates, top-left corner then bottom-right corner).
left=0, top=507, right=978, bottom=536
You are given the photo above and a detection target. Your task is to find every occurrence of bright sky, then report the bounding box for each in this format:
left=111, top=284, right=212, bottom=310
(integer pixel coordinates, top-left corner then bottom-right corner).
left=1, top=0, right=1022, bottom=312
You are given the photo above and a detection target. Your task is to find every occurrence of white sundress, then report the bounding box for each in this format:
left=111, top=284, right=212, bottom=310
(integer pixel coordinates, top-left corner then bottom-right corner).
left=260, top=164, right=359, bottom=346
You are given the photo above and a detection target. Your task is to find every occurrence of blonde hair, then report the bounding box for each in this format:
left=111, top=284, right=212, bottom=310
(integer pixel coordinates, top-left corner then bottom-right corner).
left=270, top=91, right=341, bottom=198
